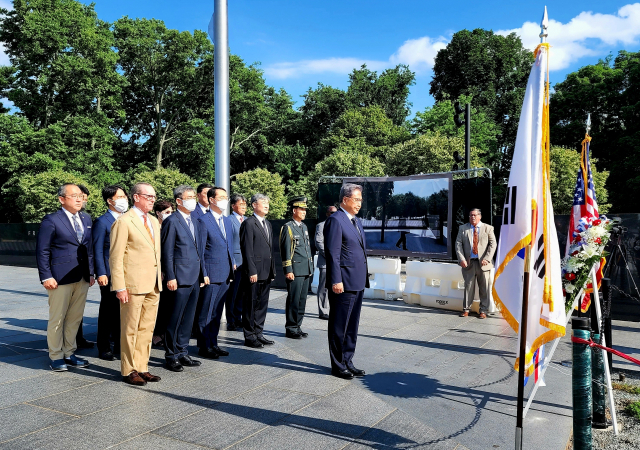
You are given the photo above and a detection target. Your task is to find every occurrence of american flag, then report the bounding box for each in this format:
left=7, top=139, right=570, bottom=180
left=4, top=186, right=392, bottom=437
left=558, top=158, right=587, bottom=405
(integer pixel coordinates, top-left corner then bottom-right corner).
left=567, top=135, right=603, bottom=311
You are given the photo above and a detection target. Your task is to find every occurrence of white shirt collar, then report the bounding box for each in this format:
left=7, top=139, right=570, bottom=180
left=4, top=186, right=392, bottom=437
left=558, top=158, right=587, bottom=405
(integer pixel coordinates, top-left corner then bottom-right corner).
left=232, top=211, right=244, bottom=222
left=211, top=209, right=224, bottom=221
left=62, top=207, right=80, bottom=221
left=109, top=209, right=121, bottom=220
left=199, top=203, right=209, bottom=214
left=253, top=213, right=266, bottom=224
left=178, top=209, right=191, bottom=221
left=133, top=205, right=147, bottom=218
left=471, top=221, right=482, bottom=229
left=340, top=207, right=354, bottom=221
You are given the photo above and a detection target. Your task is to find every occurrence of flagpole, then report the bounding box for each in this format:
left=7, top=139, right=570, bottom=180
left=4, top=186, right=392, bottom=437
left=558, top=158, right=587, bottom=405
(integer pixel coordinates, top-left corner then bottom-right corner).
left=515, top=8, right=548, bottom=450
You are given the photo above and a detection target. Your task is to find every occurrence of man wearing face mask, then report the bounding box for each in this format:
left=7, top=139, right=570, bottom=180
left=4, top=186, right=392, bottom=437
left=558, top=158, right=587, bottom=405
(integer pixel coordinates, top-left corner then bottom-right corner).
left=196, top=187, right=236, bottom=358
left=93, top=185, right=128, bottom=360
left=160, top=185, right=209, bottom=371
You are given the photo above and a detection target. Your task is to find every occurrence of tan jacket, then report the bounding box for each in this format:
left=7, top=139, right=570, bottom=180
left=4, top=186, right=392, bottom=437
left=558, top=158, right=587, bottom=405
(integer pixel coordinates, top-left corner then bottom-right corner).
left=455, top=222, right=496, bottom=271
left=109, top=208, right=162, bottom=294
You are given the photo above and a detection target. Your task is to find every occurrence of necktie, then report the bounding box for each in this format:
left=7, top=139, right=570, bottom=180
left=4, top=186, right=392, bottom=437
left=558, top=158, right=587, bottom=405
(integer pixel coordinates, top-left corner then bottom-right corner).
left=351, top=218, right=361, bottom=235
left=239, top=216, right=243, bottom=223
left=263, top=220, right=269, bottom=242
left=72, top=215, right=83, bottom=242
left=142, top=214, right=154, bottom=242
left=219, top=217, right=226, bottom=239
left=186, top=216, right=195, bottom=240
left=472, top=226, right=479, bottom=255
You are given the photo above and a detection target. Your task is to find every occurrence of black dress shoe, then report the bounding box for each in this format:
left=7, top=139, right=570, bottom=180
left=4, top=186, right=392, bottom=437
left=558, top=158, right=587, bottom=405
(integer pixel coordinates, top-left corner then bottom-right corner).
left=212, top=346, right=229, bottom=356
left=244, top=340, right=264, bottom=348
left=348, top=367, right=366, bottom=377
left=99, top=351, right=116, bottom=361
left=257, top=336, right=274, bottom=345
left=299, top=330, right=308, bottom=338
left=285, top=331, right=302, bottom=339
left=198, top=347, right=219, bottom=359
left=76, top=339, right=95, bottom=349
left=179, top=356, right=202, bottom=367
left=165, top=360, right=184, bottom=372
left=319, top=314, right=329, bottom=320
left=332, top=368, right=354, bottom=380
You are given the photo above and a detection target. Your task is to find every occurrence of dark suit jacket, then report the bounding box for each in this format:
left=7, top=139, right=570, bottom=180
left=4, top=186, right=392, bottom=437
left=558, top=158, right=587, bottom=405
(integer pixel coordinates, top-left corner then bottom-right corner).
left=191, top=204, right=208, bottom=221
left=197, top=211, right=236, bottom=284
left=93, top=211, right=116, bottom=278
left=161, top=212, right=207, bottom=286
left=323, top=209, right=369, bottom=292
left=36, top=208, right=94, bottom=285
left=315, top=220, right=327, bottom=269
left=240, top=215, right=275, bottom=281
left=230, top=213, right=244, bottom=266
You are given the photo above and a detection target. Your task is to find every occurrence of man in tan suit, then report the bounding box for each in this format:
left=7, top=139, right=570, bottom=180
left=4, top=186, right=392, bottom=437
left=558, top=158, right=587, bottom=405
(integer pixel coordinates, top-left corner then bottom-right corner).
left=455, top=208, right=496, bottom=319
left=110, top=182, right=163, bottom=386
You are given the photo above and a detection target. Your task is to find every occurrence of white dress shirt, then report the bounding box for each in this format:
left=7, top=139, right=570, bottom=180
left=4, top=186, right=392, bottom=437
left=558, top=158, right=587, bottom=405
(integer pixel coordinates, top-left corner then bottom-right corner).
left=133, top=205, right=154, bottom=240
left=109, top=209, right=121, bottom=221
left=211, top=209, right=226, bottom=238
left=62, top=207, right=84, bottom=234
left=198, top=203, right=209, bottom=215
left=470, top=222, right=482, bottom=259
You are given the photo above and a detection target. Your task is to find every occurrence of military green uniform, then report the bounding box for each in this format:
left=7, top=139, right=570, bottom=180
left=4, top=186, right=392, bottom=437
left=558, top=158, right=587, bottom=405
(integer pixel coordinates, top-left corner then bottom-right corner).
left=279, top=219, right=314, bottom=334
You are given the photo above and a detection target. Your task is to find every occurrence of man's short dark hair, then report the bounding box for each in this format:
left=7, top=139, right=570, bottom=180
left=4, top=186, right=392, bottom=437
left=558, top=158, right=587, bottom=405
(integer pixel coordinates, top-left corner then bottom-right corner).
left=77, top=184, right=90, bottom=196
left=339, top=183, right=362, bottom=203
left=470, top=208, right=481, bottom=215
left=102, top=184, right=128, bottom=205
left=197, top=183, right=215, bottom=194
left=57, top=183, right=77, bottom=198
left=230, top=193, right=246, bottom=206
left=207, top=186, right=227, bottom=201
left=153, top=200, right=173, bottom=213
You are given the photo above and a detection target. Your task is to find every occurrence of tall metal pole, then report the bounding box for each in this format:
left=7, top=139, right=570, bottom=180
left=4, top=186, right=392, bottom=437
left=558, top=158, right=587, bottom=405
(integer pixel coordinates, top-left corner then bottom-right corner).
left=214, top=0, right=230, bottom=211
left=464, top=103, right=470, bottom=178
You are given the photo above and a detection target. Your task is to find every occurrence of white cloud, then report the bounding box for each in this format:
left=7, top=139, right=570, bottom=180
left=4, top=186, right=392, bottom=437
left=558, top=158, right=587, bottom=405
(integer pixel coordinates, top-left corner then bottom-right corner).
left=497, top=3, right=640, bottom=70
left=390, top=36, right=448, bottom=71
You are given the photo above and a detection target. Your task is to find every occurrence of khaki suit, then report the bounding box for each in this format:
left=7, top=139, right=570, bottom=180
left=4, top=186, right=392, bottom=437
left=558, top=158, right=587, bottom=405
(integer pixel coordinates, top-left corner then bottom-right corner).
left=455, top=222, right=496, bottom=313
left=109, top=208, right=162, bottom=376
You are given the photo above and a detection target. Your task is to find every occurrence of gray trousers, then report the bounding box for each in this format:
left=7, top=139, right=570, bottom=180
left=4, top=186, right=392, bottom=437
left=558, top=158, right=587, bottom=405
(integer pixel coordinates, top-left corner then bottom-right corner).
left=317, top=268, right=330, bottom=316
left=462, top=259, right=490, bottom=313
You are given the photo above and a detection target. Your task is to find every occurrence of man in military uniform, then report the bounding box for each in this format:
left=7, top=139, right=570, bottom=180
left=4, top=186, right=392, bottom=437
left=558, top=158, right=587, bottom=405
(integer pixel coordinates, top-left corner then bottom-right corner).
left=279, top=197, right=314, bottom=339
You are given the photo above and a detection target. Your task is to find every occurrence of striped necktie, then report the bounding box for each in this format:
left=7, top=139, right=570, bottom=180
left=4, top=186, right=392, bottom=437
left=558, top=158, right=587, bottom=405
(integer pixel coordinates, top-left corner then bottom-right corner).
left=72, top=215, right=83, bottom=242
left=142, top=214, right=154, bottom=242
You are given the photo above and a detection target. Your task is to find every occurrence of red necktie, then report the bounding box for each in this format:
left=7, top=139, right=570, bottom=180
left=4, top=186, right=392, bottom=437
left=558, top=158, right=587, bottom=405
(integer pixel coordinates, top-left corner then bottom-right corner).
left=472, top=226, right=478, bottom=255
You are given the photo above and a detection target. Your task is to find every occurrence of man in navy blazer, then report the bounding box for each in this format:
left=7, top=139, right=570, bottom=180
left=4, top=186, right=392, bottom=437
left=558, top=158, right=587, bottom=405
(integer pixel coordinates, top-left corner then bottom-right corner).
left=36, top=183, right=95, bottom=371
left=224, top=193, right=247, bottom=330
left=196, top=186, right=236, bottom=359
left=93, top=184, right=128, bottom=361
left=324, top=183, right=369, bottom=380
left=191, top=183, right=214, bottom=221
left=161, top=185, right=210, bottom=371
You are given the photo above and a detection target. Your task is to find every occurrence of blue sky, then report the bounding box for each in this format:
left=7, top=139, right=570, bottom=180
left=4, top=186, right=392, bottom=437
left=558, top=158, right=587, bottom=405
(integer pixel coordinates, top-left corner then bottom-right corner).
left=72, top=1, right=640, bottom=117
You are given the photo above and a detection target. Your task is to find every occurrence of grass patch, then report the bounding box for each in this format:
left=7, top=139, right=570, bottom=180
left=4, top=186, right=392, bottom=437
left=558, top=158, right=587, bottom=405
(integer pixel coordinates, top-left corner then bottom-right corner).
left=626, top=401, right=640, bottom=420
left=613, top=382, right=640, bottom=395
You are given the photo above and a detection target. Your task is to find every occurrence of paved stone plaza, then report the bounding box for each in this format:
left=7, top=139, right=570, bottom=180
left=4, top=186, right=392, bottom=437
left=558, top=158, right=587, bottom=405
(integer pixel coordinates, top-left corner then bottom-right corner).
left=2, top=265, right=636, bottom=449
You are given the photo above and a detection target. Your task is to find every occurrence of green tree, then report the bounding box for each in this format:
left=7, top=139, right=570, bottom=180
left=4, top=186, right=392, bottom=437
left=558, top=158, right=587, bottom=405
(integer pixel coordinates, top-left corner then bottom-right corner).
left=430, top=29, right=533, bottom=178
left=298, top=83, right=348, bottom=150
left=347, top=64, right=416, bottom=126
left=3, top=170, right=102, bottom=222
left=132, top=168, right=198, bottom=204
left=549, top=146, right=610, bottom=215
left=386, top=132, right=483, bottom=177
left=231, top=168, right=287, bottom=219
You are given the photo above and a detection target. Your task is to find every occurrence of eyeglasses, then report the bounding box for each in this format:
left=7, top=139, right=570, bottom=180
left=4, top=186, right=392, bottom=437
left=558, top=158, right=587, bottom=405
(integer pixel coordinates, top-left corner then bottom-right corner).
left=136, top=193, right=157, bottom=201
left=347, top=197, right=363, bottom=204
left=63, top=194, right=84, bottom=199
left=469, top=214, right=480, bottom=217
left=181, top=196, right=197, bottom=201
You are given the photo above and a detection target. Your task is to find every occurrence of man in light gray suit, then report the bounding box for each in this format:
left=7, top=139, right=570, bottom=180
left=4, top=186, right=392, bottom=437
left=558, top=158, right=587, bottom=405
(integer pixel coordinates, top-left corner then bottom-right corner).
left=455, top=208, right=496, bottom=319
left=314, top=206, right=337, bottom=320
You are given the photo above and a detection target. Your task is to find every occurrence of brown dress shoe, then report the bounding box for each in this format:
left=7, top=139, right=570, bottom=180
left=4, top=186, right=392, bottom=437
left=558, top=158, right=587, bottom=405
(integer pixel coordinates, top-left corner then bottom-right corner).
left=138, top=372, right=161, bottom=382
left=478, top=313, right=487, bottom=319
left=123, top=371, right=147, bottom=386
left=459, top=311, right=469, bottom=317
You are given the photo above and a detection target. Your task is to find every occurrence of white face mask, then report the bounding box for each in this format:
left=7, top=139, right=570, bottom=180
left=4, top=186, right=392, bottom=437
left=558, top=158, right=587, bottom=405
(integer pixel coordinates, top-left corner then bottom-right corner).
left=215, top=199, right=229, bottom=211
left=181, top=199, right=197, bottom=212
left=112, top=198, right=128, bottom=214
left=159, top=212, right=172, bottom=221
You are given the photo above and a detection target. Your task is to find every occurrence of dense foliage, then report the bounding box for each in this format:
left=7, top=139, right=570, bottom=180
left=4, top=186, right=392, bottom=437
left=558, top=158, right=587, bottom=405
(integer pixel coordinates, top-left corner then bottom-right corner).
left=0, top=1, right=617, bottom=222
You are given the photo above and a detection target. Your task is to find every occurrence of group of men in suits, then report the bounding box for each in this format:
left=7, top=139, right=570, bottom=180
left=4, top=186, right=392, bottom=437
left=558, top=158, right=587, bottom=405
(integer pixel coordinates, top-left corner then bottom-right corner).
left=35, top=180, right=380, bottom=385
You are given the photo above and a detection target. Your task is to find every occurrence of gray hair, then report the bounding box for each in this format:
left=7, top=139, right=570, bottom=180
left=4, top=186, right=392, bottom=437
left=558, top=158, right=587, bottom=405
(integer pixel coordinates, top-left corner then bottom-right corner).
left=251, top=193, right=269, bottom=206
left=230, top=193, right=246, bottom=206
left=131, top=182, right=153, bottom=197
left=470, top=208, right=482, bottom=215
left=57, top=183, right=77, bottom=198
left=339, top=183, right=363, bottom=203
left=173, top=185, right=195, bottom=200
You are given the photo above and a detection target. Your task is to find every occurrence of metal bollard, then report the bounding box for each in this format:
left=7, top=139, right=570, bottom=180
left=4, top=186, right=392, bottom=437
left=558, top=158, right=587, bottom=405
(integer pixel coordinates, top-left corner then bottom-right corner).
left=572, top=317, right=592, bottom=450
left=591, top=332, right=607, bottom=428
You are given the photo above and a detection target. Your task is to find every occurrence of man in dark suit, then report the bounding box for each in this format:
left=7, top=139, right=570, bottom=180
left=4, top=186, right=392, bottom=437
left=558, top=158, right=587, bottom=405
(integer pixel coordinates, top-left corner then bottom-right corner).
left=36, top=183, right=95, bottom=371
left=315, top=205, right=337, bottom=320
left=240, top=193, right=276, bottom=348
left=196, top=186, right=236, bottom=359
left=225, top=193, right=247, bottom=331
left=93, top=184, right=128, bottom=361
left=161, top=185, right=210, bottom=371
left=324, top=183, right=369, bottom=380
left=191, top=183, right=214, bottom=221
